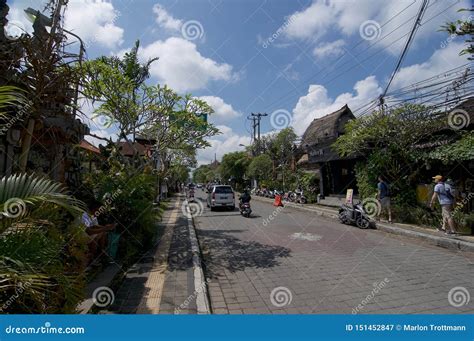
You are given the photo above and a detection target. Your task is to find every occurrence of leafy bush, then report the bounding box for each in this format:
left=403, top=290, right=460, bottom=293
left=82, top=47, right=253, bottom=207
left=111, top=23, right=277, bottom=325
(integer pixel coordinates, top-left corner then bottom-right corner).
left=83, top=166, right=160, bottom=266
left=0, top=174, right=88, bottom=313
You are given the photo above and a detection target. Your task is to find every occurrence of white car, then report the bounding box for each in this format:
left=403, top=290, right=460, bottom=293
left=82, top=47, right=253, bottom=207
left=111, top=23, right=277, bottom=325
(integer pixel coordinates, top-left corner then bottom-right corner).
left=207, top=185, right=235, bottom=211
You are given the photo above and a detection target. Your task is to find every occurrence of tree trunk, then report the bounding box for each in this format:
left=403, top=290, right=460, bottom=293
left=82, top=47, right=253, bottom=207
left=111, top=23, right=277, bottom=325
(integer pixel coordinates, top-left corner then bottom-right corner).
left=19, top=118, right=35, bottom=172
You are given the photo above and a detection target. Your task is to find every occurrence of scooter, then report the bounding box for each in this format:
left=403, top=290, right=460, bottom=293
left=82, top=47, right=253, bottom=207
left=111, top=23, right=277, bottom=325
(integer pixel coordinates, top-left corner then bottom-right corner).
left=239, top=201, right=252, bottom=218
left=338, top=201, right=372, bottom=229
left=296, top=190, right=307, bottom=204
left=187, top=189, right=195, bottom=202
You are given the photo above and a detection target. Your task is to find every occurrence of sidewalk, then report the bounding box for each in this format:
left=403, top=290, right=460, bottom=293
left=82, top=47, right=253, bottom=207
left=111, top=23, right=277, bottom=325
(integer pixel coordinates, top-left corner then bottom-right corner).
left=252, top=195, right=474, bottom=252
left=106, top=194, right=209, bottom=314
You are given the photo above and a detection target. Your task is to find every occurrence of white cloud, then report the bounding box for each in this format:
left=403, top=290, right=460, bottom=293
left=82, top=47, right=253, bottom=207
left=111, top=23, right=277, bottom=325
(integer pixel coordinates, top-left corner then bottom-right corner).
left=313, top=39, right=346, bottom=59
left=64, top=0, right=124, bottom=49
left=198, top=96, right=241, bottom=122
left=284, top=1, right=335, bottom=41
left=197, top=125, right=251, bottom=165
left=6, top=0, right=123, bottom=49
left=140, top=37, right=236, bottom=92
left=391, top=42, right=469, bottom=90
left=291, top=75, right=382, bottom=135
left=153, top=4, right=183, bottom=32
left=283, top=0, right=470, bottom=54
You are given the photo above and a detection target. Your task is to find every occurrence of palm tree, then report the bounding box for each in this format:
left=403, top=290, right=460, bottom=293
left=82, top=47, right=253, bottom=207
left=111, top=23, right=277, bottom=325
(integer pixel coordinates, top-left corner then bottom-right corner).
left=0, top=173, right=86, bottom=231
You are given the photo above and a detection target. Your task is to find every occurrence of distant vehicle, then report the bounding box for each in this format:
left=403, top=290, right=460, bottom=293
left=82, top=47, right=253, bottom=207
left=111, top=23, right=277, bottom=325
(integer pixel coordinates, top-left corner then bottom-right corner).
left=196, top=183, right=203, bottom=189
left=207, top=185, right=235, bottom=211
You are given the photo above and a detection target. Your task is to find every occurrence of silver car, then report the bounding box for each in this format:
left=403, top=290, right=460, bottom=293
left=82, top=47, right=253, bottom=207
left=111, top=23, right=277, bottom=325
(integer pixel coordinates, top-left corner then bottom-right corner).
left=207, top=185, right=235, bottom=211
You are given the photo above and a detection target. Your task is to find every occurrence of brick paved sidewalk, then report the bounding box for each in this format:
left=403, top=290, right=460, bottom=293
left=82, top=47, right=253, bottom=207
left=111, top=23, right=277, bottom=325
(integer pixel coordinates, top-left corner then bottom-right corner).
left=107, top=195, right=199, bottom=314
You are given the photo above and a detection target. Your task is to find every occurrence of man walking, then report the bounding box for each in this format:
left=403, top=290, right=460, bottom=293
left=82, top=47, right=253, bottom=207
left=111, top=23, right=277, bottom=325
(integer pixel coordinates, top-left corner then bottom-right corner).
left=430, top=175, right=456, bottom=235
left=377, top=175, right=392, bottom=223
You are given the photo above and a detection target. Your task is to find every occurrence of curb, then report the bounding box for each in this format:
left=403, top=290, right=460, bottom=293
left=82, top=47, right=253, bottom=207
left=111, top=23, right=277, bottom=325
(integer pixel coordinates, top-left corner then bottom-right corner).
left=252, top=195, right=474, bottom=253
left=185, top=200, right=211, bottom=314
left=376, top=222, right=474, bottom=252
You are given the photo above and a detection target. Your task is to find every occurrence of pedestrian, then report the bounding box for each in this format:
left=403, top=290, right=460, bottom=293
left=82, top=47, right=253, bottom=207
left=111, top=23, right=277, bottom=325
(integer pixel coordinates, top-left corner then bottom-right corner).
left=430, top=175, right=456, bottom=235
left=377, top=175, right=392, bottom=223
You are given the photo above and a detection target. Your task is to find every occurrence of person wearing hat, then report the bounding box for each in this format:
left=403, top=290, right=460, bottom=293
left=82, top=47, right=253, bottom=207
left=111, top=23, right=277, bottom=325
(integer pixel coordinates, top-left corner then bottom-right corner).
left=429, top=175, right=456, bottom=235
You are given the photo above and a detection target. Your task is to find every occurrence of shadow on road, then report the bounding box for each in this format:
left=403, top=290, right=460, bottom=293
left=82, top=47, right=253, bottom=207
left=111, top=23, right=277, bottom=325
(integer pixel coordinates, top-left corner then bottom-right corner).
left=196, top=228, right=291, bottom=279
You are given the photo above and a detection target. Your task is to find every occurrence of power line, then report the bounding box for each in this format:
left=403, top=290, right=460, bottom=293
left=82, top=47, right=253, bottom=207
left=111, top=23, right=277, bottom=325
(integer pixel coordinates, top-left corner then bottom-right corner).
left=259, top=0, right=433, bottom=113
left=379, top=0, right=430, bottom=110
left=262, top=0, right=458, bottom=115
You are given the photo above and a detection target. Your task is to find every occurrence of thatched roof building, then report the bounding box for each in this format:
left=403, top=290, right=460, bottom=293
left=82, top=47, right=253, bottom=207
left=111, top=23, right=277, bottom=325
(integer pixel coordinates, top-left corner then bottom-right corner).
left=299, top=104, right=355, bottom=165
left=296, top=105, right=358, bottom=197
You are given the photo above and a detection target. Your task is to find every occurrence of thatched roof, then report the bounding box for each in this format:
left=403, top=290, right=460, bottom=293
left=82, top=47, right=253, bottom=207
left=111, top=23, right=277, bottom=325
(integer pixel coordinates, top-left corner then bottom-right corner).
left=301, top=105, right=354, bottom=147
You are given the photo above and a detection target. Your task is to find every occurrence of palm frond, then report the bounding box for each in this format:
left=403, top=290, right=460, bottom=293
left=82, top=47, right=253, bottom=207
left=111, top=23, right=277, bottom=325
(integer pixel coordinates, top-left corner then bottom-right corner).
left=0, top=174, right=86, bottom=219
left=0, top=86, right=29, bottom=119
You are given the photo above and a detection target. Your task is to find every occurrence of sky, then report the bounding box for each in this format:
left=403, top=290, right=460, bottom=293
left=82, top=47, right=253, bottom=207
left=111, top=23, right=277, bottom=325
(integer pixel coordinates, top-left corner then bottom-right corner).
left=5, top=0, right=473, bottom=165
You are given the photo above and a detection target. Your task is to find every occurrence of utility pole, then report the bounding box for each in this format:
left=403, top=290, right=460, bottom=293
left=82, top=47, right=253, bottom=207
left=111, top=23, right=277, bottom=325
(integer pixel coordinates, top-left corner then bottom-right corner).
left=250, top=112, right=268, bottom=155
left=247, top=115, right=258, bottom=156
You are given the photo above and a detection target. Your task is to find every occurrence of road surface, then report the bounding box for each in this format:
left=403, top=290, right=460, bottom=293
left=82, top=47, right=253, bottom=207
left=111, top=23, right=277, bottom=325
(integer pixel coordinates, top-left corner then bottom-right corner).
left=194, top=189, right=474, bottom=314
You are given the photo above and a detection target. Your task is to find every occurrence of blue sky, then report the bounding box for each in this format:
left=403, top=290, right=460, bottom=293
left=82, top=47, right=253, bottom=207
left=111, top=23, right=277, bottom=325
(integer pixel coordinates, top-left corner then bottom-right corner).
left=6, top=0, right=472, bottom=164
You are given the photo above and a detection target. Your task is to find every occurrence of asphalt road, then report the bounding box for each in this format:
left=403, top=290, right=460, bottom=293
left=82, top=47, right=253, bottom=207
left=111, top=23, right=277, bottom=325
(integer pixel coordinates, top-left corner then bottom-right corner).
left=193, top=189, right=474, bottom=314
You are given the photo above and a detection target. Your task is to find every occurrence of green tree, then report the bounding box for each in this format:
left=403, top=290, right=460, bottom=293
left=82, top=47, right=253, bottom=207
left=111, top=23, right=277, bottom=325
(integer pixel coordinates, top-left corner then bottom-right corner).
left=248, top=154, right=273, bottom=183
left=193, top=164, right=215, bottom=183
left=441, top=6, right=474, bottom=60
left=219, top=151, right=250, bottom=188
left=264, top=127, right=297, bottom=186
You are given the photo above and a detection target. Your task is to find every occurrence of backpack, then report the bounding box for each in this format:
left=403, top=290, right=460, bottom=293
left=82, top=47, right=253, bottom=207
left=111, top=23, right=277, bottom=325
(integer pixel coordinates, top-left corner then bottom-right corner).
left=380, top=182, right=390, bottom=197
left=444, top=183, right=455, bottom=200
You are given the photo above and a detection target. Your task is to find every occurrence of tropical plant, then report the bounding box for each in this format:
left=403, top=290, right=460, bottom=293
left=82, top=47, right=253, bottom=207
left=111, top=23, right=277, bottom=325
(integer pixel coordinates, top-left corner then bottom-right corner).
left=0, top=173, right=87, bottom=313
left=441, top=6, right=474, bottom=60
left=0, top=173, right=86, bottom=232
left=0, top=86, right=28, bottom=114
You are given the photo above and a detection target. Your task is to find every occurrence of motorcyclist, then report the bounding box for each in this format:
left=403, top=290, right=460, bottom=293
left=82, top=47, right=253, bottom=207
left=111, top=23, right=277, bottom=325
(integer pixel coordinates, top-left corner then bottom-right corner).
left=239, top=188, right=251, bottom=207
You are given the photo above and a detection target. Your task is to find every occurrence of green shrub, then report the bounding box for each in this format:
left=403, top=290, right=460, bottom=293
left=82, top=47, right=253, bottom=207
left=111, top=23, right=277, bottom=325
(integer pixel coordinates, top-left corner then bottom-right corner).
left=83, top=167, right=160, bottom=266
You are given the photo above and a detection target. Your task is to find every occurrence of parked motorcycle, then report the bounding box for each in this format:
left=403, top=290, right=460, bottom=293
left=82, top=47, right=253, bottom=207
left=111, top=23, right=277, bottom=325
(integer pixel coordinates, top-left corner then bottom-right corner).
left=338, top=202, right=372, bottom=229
left=239, top=202, right=252, bottom=218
